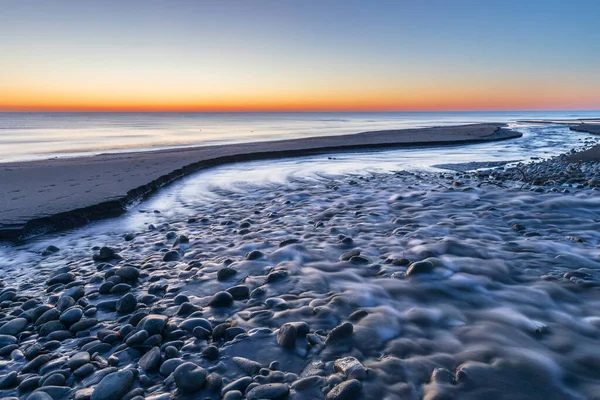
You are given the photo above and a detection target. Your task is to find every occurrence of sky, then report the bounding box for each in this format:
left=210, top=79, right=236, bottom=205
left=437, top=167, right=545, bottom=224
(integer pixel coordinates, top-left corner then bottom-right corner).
left=1, top=0, right=599, bottom=112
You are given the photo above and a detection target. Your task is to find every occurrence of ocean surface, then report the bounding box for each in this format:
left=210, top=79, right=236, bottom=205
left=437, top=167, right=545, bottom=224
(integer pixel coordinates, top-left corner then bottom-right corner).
left=1, top=111, right=599, bottom=162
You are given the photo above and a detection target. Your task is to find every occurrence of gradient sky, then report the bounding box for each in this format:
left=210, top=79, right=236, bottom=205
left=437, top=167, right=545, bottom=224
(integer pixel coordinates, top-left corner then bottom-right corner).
left=1, top=0, right=599, bottom=112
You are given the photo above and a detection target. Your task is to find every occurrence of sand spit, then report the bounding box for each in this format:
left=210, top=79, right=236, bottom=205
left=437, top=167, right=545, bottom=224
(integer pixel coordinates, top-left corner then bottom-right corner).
left=569, top=125, right=600, bottom=135
left=0, top=124, right=520, bottom=241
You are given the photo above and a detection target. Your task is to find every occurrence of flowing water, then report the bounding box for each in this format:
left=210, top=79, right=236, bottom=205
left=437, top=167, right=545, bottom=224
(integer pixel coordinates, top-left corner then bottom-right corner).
left=0, top=114, right=600, bottom=398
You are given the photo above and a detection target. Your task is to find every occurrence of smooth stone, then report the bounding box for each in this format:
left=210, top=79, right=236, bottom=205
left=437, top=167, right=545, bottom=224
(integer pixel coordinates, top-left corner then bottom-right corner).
left=56, top=296, right=76, bottom=312
left=0, top=317, right=28, bottom=335
left=31, top=386, right=72, bottom=399
left=90, top=369, right=135, bottom=400
left=201, top=345, right=219, bottom=361
left=69, top=351, right=91, bottom=370
left=125, top=330, right=149, bottom=346
left=47, top=273, right=74, bottom=286
left=137, top=315, right=168, bottom=336
left=226, top=285, right=250, bottom=300
left=217, top=267, right=237, bottom=281
left=179, top=317, right=212, bottom=332
left=245, top=250, right=263, bottom=260
left=162, top=251, right=180, bottom=262
left=0, top=334, right=17, bottom=346
left=232, top=357, right=262, bottom=376
left=339, top=249, right=360, bottom=261
left=159, top=358, right=184, bottom=376
left=325, top=322, right=353, bottom=344
left=173, top=362, right=206, bottom=393
left=59, top=307, right=83, bottom=325
left=277, top=323, right=297, bottom=349
left=221, top=376, right=252, bottom=396
left=115, top=267, right=140, bottom=282
left=116, top=294, right=137, bottom=314
left=0, top=370, right=18, bottom=389
left=246, top=383, right=289, bottom=400
left=405, top=261, right=435, bottom=277
left=326, top=379, right=362, bottom=400
left=36, top=308, right=60, bottom=326
left=139, top=347, right=161, bottom=372
left=209, top=291, right=234, bottom=307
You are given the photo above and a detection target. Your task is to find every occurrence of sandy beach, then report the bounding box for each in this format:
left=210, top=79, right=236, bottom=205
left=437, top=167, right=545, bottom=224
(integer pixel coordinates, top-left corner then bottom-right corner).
left=0, top=123, right=520, bottom=241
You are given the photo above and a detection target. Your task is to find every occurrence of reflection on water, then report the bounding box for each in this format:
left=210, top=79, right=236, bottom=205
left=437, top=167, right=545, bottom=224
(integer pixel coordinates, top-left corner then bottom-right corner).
left=0, top=110, right=599, bottom=161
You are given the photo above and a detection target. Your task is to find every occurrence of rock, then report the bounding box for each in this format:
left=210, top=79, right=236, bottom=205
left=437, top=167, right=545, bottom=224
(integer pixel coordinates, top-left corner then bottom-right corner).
left=139, top=347, right=161, bottom=372
left=208, top=291, right=234, bottom=307
left=31, top=387, right=72, bottom=399
left=326, top=322, right=353, bottom=344
left=217, top=267, right=237, bottom=281
left=339, top=249, right=360, bottom=262
left=334, top=356, right=367, bottom=379
left=47, top=273, right=74, bottom=286
left=42, top=245, right=61, bottom=256
left=326, top=379, right=362, bottom=400
left=125, top=330, right=149, bottom=346
left=0, top=317, right=28, bottom=336
left=94, top=246, right=118, bottom=261
left=116, top=293, right=137, bottom=314
left=246, top=383, right=290, bottom=400
left=265, top=270, right=288, bottom=283
left=232, top=357, right=262, bottom=376
left=0, top=334, right=17, bottom=346
left=405, top=260, right=435, bottom=277
left=69, top=351, right=91, bottom=370
left=159, top=358, right=184, bottom=376
left=221, top=376, right=252, bottom=395
left=277, top=323, right=297, bottom=349
left=245, top=250, right=264, bottom=260
left=115, top=267, right=139, bottom=282
left=279, top=238, right=299, bottom=247
left=512, top=223, right=526, bottom=232
left=226, top=285, right=250, bottom=299
left=291, top=376, right=326, bottom=391
left=137, top=315, right=168, bottom=336
left=201, top=345, right=219, bottom=361
left=162, top=251, right=180, bottom=262
left=180, top=318, right=212, bottom=332
left=91, top=369, right=135, bottom=400
left=59, top=307, right=83, bottom=325
left=36, top=308, right=60, bottom=326
left=0, top=370, right=18, bottom=389
left=173, top=362, right=206, bottom=393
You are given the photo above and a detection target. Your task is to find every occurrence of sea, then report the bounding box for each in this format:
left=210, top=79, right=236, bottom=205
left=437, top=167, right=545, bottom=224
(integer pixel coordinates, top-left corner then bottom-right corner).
left=1, top=111, right=599, bottom=162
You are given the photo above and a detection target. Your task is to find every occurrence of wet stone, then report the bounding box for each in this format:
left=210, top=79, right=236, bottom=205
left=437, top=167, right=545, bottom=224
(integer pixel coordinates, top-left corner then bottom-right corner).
left=209, top=291, right=234, bottom=307
left=246, top=383, right=290, bottom=400
left=277, top=323, right=297, bottom=349
left=326, top=379, right=362, bottom=400
left=405, top=260, right=435, bottom=277
left=173, top=362, right=206, bottom=393
left=326, top=322, right=353, bottom=344
left=162, top=250, right=180, bottom=262
left=90, top=369, right=135, bottom=400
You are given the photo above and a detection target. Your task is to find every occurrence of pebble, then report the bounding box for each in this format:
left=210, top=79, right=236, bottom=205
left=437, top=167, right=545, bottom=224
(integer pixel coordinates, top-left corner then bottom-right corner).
left=90, top=369, right=135, bottom=400
left=326, top=322, right=353, bottom=344
left=277, top=323, right=297, bottom=349
left=326, top=379, right=362, bottom=400
left=405, top=260, right=435, bottom=277
left=0, top=317, right=28, bottom=336
left=208, top=291, right=234, bottom=307
left=246, top=383, right=290, bottom=400
left=173, top=362, right=207, bottom=393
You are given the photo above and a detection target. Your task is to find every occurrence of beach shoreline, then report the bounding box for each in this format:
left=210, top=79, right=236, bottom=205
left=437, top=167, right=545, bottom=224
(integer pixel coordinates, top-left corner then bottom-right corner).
left=0, top=123, right=520, bottom=241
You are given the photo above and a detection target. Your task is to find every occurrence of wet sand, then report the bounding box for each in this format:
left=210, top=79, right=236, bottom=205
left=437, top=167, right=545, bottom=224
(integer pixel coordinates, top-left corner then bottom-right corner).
left=0, top=123, right=520, bottom=240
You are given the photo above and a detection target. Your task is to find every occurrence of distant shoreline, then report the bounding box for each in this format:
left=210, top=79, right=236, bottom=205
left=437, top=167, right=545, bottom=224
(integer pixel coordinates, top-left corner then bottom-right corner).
left=0, top=123, right=520, bottom=241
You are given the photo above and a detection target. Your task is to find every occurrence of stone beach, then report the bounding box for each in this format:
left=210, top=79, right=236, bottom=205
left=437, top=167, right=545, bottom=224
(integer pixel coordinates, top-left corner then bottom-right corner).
left=1, top=127, right=600, bottom=399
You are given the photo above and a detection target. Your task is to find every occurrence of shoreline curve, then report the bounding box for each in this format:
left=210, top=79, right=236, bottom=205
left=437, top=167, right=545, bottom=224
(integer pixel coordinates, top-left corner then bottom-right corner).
left=0, top=123, right=521, bottom=241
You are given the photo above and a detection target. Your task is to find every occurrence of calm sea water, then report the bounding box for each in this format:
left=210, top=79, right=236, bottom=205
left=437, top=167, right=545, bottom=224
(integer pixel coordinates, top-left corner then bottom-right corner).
left=1, top=111, right=599, bottom=162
